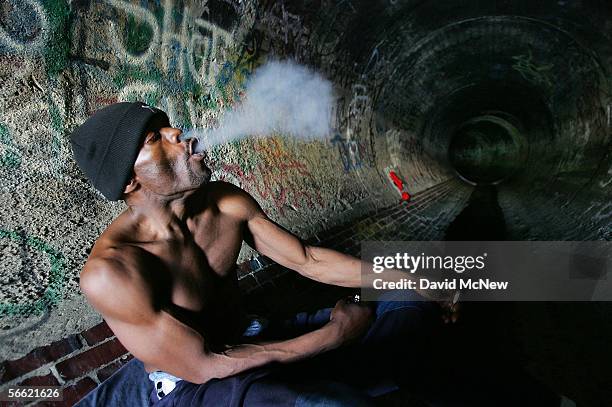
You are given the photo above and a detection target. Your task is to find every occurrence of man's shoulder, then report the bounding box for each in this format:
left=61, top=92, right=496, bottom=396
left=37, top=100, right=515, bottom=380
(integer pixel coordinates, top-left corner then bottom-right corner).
left=207, top=180, right=259, bottom=220
left=86, top=244, right=151, bottom=268
left=80, top=245, right=158, bottom=322
left=84, top=212, right=159, bottom=277
left=82, top=244, right=150, bottom=284
left=80, top=243, right=158, bottom=312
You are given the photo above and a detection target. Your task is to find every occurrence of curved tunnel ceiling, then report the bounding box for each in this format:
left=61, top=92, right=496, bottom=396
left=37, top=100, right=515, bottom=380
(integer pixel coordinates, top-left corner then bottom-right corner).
left=303, top=0, right=611, bottom=240
left=383, top=15, right=608, bottom=172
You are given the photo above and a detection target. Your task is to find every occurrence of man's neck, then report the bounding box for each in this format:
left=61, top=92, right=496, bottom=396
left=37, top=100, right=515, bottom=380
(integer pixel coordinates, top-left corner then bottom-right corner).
left=125, top=188, right=208, bottom=241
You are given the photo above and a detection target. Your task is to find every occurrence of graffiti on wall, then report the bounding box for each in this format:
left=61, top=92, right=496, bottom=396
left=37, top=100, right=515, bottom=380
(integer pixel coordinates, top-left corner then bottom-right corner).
left=0, top=0, right=260, bottom=158
left=1, top=0, right=72, bottom=330
left=330, top=132, right=367, bottom=172
left=0, top=0, right=50, bottom=54
left=259, top=1, right=310, bottom=60
left=218, top=137, right=324, bottom=216
left=105, top=0, right=259, bottom=129
left=0, top=229, right=67, bottom=318
left=512, top=49, right=554, bottom=89
left=0, top=0, right=262, bottom=320
left=330, top=42, right=390, bottom=173
left=329, top=83, right=374, bottom=172
left=0, top=0, right=72, bottom=178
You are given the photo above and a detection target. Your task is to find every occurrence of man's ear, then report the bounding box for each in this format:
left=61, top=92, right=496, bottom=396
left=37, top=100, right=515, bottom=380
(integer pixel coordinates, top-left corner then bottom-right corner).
left=123, top=176, right=139, bottom=195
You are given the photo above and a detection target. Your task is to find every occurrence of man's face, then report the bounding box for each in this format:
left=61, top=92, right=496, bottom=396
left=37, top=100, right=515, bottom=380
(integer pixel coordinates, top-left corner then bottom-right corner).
left=132, top=116, right=212, bottom=197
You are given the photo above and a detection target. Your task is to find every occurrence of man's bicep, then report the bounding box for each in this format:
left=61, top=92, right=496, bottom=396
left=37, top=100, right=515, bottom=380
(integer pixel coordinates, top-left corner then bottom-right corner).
left=80, top=259, right=211, bottom=384
left=245, top=215, right=311, bottom=271
left=220, top=182, right=312, bottom=272
left=104, top=310, right=211, bottom=384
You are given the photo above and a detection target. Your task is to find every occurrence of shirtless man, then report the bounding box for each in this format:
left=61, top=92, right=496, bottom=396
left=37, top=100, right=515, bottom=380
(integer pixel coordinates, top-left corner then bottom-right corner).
left=71, top=102, right=454, bottom=405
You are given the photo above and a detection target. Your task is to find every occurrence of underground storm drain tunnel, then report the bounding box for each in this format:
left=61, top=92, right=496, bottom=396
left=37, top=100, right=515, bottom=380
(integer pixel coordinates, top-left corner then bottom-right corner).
left=0, top=1, right=610, bottom=406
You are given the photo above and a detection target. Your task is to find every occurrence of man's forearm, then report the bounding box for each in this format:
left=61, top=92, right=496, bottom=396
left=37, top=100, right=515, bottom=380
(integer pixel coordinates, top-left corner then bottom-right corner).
left=202, top=321, right=342, bottom=383
left=300, top=246, right=362, bottom=287
left=301, top=246, right=422, bottom=291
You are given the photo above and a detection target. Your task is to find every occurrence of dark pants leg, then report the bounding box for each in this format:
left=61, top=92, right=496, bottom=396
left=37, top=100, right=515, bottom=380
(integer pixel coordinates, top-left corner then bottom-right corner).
left=266, top=289, right=441, bottom=397
left=149, top=290, right=440, bottom=406
left=261, top=292, right=561, bottom=407
left=149, top=367, right=376, bottom=407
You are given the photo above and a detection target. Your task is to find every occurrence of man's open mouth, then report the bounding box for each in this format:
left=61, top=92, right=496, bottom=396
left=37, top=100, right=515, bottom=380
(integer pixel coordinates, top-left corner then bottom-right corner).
left=189, top=137, right=204, bottom=156
left=188, top=137, right=206, bottom=161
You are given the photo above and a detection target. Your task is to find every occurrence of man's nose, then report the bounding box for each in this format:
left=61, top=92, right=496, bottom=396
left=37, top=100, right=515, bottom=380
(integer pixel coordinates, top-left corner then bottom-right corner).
left=162, top=128, right=183, bottom=144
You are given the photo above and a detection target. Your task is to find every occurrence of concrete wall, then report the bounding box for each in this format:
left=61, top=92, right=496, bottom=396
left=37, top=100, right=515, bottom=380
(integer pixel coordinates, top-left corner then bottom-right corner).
left=0, top=0, right=447, bottom=363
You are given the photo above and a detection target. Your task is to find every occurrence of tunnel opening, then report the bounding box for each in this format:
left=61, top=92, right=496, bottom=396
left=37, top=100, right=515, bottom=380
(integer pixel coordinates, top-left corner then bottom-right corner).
left=363, top=10, right=611, bottom=405
left=448, top=114, right=528, bottom=185
left=420, top=81, right=552, bottom=181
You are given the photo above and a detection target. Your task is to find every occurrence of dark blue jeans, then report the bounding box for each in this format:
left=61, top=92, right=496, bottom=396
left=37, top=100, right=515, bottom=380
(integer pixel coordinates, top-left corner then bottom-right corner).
left=149, top=290, right=439, bottom=407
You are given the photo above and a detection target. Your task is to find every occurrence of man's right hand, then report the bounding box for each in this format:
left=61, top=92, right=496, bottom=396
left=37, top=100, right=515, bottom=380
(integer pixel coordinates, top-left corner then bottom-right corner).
left=328, top=298, right=375, bottom=344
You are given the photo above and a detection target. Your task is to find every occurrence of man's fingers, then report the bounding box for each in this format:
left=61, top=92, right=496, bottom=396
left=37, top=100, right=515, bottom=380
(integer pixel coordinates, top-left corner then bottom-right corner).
left=440, top=297, right=461, bottom=324
left=449, top=303, right=460, bottom=323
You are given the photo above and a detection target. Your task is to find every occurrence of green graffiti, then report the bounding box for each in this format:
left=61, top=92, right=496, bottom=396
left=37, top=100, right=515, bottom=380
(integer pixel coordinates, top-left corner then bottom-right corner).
left=41, top=0, right=71, bottom=78
left=111, top=53, right=252, bottom=128
left=104, top=4, right=264, bottom=131
left=113, top=64, right=164, bottom=89
left=0, top=229, right=66, bottom=318
left=512, top=50, right=554, bottom=88
left=0, top=151, right=21, bottom=169
left=125, top=14, right=154, bottom=55
left=0, top=124, right=22, bottom=169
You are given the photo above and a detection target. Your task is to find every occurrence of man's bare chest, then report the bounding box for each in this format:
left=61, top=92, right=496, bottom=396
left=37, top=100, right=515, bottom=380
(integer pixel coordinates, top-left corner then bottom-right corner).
left=141, top=213, right=244, bottom=312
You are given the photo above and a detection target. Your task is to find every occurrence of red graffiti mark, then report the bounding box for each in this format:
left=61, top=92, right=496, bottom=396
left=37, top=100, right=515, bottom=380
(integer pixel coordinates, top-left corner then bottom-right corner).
left=91, top=97, right=118, bottom=115
left=389, top=170, right=410, bottom=201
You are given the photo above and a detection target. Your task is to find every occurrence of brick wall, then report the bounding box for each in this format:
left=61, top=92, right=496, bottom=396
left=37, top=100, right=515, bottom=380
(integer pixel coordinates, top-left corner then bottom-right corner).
left=0, top=180, right=467, bottom=406
left=0, top=322, right=130, bottom=406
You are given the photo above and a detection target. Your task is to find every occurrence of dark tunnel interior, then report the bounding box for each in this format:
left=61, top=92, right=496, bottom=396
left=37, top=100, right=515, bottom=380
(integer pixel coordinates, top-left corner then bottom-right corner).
left=247, top=1, right=612, bottom=405
left=293, top=0, right=611, bottom=240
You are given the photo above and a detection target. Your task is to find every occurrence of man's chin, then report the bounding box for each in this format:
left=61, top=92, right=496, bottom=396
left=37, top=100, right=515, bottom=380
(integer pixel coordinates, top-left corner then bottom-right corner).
left=193, top=169, right=212, bottom=188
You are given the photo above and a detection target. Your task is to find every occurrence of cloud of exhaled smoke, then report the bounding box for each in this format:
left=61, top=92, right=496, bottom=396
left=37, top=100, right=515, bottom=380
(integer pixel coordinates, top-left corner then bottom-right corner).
left=181, top=59, right=334, bottom=152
